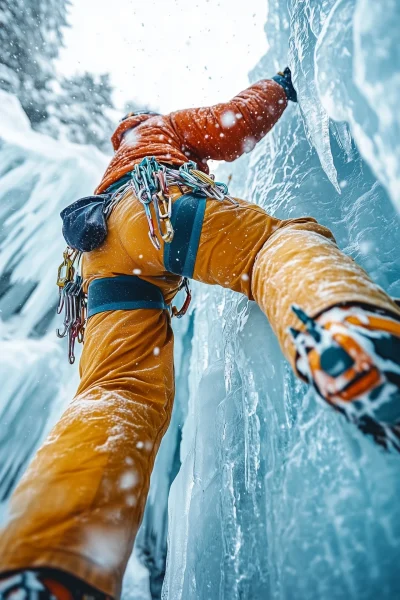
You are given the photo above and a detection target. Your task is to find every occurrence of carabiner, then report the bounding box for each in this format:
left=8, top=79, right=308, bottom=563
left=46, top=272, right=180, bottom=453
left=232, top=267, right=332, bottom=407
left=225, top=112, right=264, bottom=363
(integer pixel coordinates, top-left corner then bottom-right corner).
left=68, top=328, right=78, bottom=364
left=190, top=169, right=216, bottom=187
left=148, top=230, right=161, bottom=250
left=56, top=248, right=79, bottom=288
left=160, top=218, right=174, bottom=243
left=154, top=169, right=168, bottom=197
left=57, top=256, right=74, bottom=287
left=172, top=278, right=192, bottom=318
left=57, top=287, right=65, bottom=314
left=138, top=187, right=152, bottom=205
left=157, top=192, right=172, bottom=220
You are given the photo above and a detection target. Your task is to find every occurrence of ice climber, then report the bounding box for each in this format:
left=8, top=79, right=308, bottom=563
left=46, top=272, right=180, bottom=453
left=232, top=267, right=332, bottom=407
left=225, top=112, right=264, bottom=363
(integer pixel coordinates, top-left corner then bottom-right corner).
left=1, top=67, right=400, bottom=600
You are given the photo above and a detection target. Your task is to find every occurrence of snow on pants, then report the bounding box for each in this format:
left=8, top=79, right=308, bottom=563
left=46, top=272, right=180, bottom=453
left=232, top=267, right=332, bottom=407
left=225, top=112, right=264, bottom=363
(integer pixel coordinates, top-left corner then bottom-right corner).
left=0, top=188, right=399, bottom=598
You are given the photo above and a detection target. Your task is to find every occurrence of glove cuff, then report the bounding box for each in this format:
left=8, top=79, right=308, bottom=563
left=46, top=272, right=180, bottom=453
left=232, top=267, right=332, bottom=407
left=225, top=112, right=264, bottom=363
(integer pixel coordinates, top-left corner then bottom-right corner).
left=272, top=70, right=297, bottom=103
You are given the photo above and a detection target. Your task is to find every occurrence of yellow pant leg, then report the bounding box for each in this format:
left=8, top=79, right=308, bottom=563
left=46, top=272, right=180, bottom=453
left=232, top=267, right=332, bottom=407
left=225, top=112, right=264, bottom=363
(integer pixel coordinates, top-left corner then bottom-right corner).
left=0, top=191, right=179, bottom=598
left=193, top=198, right=400, bottom=371
left=1, top=190, right=399, bottom=596
left=0, top=310, right=174, bottom=598
left=251, top=220, right=400, bottom=371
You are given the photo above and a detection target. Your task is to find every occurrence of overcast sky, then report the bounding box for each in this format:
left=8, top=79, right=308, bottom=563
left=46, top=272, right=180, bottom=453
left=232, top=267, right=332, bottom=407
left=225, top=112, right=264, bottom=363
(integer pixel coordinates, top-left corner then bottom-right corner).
left=57, top=0, right=269, bottom=114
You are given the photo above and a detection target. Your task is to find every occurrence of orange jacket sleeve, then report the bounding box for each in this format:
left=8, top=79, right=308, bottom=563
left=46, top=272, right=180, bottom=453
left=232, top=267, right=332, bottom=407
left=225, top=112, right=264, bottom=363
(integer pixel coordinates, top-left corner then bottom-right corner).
left=169, top=79, right=288, bottom=163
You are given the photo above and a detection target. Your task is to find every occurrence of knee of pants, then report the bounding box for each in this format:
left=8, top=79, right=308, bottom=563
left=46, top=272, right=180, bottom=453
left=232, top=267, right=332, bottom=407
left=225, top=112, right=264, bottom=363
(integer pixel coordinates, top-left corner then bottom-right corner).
left=274, top=216, right=337, bottom=245
left=250, top=216, right=337, bottom=303
left=250, top=216, right=339, bottom=368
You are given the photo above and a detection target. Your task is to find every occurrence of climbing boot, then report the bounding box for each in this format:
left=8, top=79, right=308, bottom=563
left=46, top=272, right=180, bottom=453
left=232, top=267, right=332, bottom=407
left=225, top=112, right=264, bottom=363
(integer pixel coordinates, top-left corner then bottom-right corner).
left=290, top=304, right=400, bottom=451
left=0, top=569, right=111, bottom=600
left=272, top=67, right=298, bottom=102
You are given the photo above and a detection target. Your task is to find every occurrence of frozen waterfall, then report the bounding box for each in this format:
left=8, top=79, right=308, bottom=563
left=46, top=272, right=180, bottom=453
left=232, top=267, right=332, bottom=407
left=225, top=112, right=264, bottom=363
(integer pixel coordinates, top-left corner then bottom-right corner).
left=0, top=0, right=400, bottom=599
left=163, top=1, right=400, bottom=599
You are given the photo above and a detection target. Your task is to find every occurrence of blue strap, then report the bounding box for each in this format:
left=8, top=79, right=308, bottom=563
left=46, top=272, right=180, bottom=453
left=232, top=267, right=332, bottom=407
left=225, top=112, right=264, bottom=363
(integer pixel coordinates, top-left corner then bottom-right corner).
left=106, top=173, right=132, bottom=194
left=164, top=193, right=206, bottom=278
left=87, top=275, right=168, bottom=318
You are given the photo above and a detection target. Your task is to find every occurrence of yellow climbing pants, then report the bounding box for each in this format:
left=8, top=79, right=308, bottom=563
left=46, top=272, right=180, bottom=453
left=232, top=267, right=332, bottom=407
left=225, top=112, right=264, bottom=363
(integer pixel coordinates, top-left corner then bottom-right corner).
left=0, top=187, right=398, bottom=598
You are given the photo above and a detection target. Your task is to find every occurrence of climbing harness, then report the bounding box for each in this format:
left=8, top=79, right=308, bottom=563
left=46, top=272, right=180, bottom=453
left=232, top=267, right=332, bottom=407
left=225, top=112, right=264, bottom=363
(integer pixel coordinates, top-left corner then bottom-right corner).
left=87, top=275, right=168, bottom=317
left=56, top=157, right=235, bottom=364
left=120, top=157, right=237, bottom=251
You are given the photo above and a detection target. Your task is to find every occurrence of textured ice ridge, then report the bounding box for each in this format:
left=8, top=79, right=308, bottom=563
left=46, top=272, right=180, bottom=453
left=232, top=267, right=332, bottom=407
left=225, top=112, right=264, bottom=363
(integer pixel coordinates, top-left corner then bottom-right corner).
left=163, top=1, right=400, bottom=599
left=1, top=0, right=400, bottom=596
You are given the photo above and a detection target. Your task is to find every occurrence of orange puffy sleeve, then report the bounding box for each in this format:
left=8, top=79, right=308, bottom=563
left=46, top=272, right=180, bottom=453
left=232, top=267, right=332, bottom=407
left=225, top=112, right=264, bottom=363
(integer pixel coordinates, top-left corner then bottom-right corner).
left=169, top=79, right=288, bottom=163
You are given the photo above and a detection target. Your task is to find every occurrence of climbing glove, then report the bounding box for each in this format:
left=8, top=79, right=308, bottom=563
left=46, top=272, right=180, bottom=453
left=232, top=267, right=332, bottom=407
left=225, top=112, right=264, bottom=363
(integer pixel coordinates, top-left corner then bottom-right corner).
left=272, top=67, right=298, bottom=103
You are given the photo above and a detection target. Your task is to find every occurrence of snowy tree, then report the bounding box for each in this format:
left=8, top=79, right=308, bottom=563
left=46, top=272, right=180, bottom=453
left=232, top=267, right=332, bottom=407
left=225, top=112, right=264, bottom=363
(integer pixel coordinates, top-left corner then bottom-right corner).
left=0, top=0, right=70, bottom=124
left=0, top=1, right=135, bottom=153
left=40, top=72, right=116, bottom=153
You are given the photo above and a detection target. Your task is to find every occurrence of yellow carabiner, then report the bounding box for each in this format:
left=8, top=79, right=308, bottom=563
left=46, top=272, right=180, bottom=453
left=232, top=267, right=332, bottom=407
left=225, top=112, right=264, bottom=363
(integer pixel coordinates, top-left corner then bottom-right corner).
left=156, top=192, right=174, bottom=243
left=160, top=218, right=174, bottom=243
left=56, top=248, right=79, bottom=287
left=57, top=258, right=74, bottom=287
left=190, top=169, right=216, bottom=187
left=157, top=192, right=172, bottom=220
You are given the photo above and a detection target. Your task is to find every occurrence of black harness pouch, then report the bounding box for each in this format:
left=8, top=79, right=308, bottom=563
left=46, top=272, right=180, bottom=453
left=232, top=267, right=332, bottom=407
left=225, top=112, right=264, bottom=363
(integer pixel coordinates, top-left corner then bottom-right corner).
left=60, top=194, right=111, bottom=252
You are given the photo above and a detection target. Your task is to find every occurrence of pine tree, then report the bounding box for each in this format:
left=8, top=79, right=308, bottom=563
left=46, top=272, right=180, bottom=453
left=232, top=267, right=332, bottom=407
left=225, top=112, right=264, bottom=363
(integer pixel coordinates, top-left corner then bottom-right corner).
left=41, top=72, right=116, bottom=153
left=0, top=0, right=69, bottom=124
left=0, top=1, right=118, bottom=153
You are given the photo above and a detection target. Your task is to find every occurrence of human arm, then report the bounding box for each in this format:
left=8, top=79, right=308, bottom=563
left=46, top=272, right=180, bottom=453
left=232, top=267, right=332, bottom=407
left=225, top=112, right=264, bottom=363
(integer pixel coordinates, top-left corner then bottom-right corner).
left=169, top=78, right=289, bottom=163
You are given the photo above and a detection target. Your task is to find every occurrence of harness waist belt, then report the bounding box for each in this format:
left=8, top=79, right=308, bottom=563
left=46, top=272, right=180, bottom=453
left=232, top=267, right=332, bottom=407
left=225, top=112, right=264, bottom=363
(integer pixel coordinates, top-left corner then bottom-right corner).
left=87, top=275, right=168, bottom=318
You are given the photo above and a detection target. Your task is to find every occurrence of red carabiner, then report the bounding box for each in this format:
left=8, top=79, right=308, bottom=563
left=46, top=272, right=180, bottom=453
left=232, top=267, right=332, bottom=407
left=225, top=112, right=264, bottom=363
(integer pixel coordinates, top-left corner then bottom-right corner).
left=172, top=278, right=192, bottom=318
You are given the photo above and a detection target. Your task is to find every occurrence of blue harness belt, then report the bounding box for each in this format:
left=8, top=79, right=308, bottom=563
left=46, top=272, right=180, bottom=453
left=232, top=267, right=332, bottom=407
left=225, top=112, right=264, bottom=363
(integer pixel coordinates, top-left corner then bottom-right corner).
left=87, top=275, right=168, bottom=317
left=87, top=192, right=206, bottom=317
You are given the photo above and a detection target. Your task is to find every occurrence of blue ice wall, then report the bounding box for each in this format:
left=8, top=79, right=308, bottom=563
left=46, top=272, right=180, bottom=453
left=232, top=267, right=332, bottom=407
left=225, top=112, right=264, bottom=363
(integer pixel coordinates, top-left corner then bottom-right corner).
left=1, top=1, right=400, bottom=597
left=163, top=1, right=400, bottom=598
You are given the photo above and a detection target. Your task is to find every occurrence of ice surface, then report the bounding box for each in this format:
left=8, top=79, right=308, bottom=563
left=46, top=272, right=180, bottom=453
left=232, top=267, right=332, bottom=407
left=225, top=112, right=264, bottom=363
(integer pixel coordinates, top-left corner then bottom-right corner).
left=163, top=1, right=400, bottom=599
left=1, top=0, right=400, bottom=596
left=0, top=90, right=180, bottom=599
left=0, top=91, right=108, bottom=510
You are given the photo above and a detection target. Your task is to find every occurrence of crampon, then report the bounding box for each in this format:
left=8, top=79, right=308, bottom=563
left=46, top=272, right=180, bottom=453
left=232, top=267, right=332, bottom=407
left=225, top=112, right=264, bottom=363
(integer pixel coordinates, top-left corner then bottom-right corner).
left=0, top=570, right=111, bottom=600
left=289, top=304, right=400, bottom=452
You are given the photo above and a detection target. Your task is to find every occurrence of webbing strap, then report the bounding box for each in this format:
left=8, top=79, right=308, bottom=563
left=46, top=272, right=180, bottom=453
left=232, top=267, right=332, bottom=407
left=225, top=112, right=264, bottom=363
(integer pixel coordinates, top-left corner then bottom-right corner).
left=87, top=275, right=168, bottom=318
left=164, top=193, right=206, bottom=278
left=106, top=173, right=132, bottom=195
